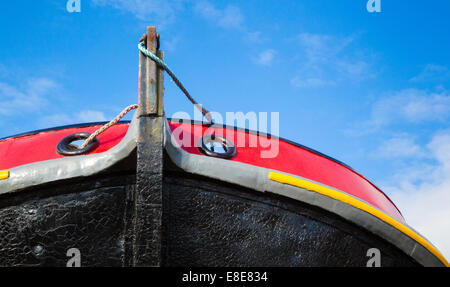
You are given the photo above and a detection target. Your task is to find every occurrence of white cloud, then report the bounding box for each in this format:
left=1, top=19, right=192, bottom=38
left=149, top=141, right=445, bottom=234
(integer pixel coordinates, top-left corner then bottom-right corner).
left=92, top=0, right=261, bottom=52
left=92, top=0, right=248, bottom=32
left=346, top=88, right=450, bottom=136
left=0, top=78, right=58, bottom=116
left=245, top=31, right=265, bottom=44
left=370, top=88, right=450, bottom=127
left=39, top=110, right=108, bottom=128
left=253, top=49, right=276, bottom=67
left=93, top=0, right=249, bottom=33
left=193, top=1, right=268, bottom=66
left=335, top=60, right=371, bottom=78
left=383, top=130, right=450, bottom=259
left=92, top=0, right=184, bottom=25
left=161, top=36, right=179, bottom=52
left=290, top=77, right=334, bottom=88
left=194, top=1, right=244, bottom=30
left=296, top=33, right=353, bottom=64
left=217, top=6, right=244, bottom=29
left=77, top=110, right=107, bottom=122
left=39, top=113, right=72, bottom=127
left=372, top=135, right=426, bottom=159
left=290, top=33, right=373, bottom=88
left=0, top=70, right=111, bottom=136
left=410, top=64, right=450, bottom=83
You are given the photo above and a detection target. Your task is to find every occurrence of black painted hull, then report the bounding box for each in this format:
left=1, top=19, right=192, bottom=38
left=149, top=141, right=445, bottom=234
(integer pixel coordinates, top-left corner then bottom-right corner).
left=0, top=153, right=419, bottom=267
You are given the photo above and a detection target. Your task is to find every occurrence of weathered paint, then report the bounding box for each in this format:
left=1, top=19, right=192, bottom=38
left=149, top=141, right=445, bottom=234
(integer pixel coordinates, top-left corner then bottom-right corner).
left=133, top=26, right=164, bottom=267
left=0, top=123, right=129, bottom=171
left=0, top=118, right=403, bottom=222
left=268, top=171, right=449, bottom=267
left=167, top=121, right=405, bottom=223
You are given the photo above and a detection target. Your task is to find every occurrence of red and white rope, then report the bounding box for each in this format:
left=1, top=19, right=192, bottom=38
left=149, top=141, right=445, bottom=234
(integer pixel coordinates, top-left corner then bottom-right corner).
left=80, top=104, right=139, bottom=149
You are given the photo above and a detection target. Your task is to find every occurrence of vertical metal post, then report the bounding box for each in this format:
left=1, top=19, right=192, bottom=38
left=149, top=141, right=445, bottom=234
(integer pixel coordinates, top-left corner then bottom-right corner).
left=133, top=26, right=164, bottom=266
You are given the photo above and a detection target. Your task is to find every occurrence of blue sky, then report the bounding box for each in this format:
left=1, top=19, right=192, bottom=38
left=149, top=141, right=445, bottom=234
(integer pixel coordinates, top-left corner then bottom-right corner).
left=1, top=1, right=450, bottom=258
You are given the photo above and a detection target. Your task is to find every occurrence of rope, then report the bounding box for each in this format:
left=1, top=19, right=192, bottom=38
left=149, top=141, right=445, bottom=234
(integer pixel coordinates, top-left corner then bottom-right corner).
left=80, top=104, right=138, bottom=149
left=138, top=42, right=213, bottom=123
left=79, top=41, right=212, bottom=149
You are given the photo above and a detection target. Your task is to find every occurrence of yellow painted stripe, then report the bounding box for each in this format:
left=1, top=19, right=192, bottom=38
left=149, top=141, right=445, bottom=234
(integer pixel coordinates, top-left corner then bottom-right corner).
left=268, top=171, right=449, bottom=267
left=0, top=170, right=9, bottom=180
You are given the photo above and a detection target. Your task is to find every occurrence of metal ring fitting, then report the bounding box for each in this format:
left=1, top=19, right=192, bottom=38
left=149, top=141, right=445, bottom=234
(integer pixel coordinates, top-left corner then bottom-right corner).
left=198, top=134, right=237, bottom=159
left=56, top=132, right=99, bottom=156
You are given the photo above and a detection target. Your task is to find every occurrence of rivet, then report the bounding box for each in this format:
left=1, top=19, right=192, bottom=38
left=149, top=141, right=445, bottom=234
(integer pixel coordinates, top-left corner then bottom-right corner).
left=32, top=245, right=44, bottom=256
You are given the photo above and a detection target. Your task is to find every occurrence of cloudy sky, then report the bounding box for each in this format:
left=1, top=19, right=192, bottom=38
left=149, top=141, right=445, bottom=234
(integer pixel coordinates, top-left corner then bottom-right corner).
left=1, top=1, right=450, bottom=259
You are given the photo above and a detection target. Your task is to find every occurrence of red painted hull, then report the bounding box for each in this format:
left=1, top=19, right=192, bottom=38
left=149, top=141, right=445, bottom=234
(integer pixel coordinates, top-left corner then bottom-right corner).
left=0, top=120, right=404, bottom=223
left=0, top=123, right=129, bottom=171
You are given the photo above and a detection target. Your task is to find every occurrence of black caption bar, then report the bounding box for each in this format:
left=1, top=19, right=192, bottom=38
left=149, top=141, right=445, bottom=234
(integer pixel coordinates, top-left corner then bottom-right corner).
left=1, top=267, right=448, bottom=286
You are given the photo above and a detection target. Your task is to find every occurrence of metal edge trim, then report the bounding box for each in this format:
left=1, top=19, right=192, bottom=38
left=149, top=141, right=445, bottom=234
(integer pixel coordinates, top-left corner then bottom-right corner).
left=0, top=113, right=138, bottom=195
left=269, top=171, right=449, bottom=267
left=163, top=117, right=445, bottom=267
left=166, top=118, right=403, bottom=218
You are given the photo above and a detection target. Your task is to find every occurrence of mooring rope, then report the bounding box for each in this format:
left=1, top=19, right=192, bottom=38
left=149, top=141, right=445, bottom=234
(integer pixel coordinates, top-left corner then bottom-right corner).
left=79, top=104, right=138, bottom=149
left=79, top=41, right=212, bottom=149
left=137, top=41, right=212, bottom=122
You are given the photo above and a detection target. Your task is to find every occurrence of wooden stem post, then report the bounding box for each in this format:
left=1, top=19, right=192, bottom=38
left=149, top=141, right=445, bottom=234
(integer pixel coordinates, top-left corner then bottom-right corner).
left=133, top=26, right=165, bottom=266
